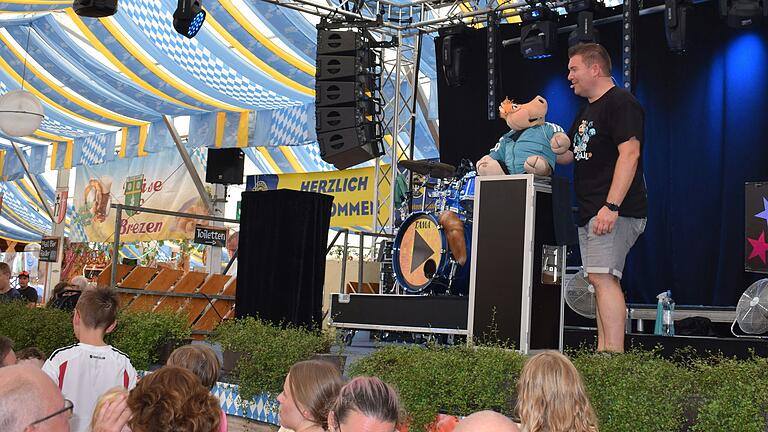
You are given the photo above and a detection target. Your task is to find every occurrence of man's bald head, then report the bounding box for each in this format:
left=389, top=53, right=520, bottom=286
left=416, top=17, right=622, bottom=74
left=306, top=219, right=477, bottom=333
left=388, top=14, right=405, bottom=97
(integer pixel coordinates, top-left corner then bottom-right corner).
left=0, top=365, right=68, bottom=432
left=454, top=411, right=520, bottom=432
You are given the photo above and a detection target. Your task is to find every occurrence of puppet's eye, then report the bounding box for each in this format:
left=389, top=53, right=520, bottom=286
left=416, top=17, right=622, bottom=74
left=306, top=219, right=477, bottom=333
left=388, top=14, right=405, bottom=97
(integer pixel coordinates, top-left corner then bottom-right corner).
left=512, top=103, right=519, bottom=110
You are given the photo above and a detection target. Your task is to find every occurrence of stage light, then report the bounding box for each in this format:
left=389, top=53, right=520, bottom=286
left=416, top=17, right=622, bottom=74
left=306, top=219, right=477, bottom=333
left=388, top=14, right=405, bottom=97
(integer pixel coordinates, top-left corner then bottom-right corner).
left=566, top=0, right=597, bottom=13
left=720, top=0, right=767, bottom=28
left=439, top=25, right=468, bottom=87
left=569, top=11, right=599, bottom=46
left=520, top=20, right=557, bottom=59
left=521, top=5, right=556, bottom=23
left=174, top=0, right=206, bottom=39
left=666, top=0, right=691, bottom=53
left=73, top=0, right=118, bottom=17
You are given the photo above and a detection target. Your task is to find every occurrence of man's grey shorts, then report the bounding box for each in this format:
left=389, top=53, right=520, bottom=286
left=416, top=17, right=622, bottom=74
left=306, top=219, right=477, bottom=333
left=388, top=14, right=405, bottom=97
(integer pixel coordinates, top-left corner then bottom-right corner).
left=578, top=216, right=647, bottom=280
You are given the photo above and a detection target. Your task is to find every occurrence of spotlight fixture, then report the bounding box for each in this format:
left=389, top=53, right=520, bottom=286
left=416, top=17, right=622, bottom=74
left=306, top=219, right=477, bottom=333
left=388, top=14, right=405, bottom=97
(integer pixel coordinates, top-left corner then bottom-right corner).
left=665, top=0, right=691, bottom=53
left=174, top=0, right=206, bottom=39
left=566, top=0, right=598, bottom=13
left=73, top=0, right=118, bottom=17
left=439, top=25, right=468, bottom=87
left=521, top=5, right=556, bottom=23
left=569, top=11, right=600, bottom=46
left=719, top=0, right=767, bottom=28
left=520, top=20, right=557, bottom=59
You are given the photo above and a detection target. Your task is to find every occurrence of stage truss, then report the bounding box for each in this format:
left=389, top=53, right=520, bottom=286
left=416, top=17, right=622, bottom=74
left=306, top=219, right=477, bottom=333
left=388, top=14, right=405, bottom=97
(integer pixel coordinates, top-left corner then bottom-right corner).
left=263, top=0, right=639, bottom=233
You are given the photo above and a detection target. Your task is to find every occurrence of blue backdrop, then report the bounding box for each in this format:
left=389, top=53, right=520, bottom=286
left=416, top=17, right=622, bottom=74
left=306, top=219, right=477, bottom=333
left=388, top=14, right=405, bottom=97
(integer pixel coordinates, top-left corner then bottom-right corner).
left=437, top=2, right=768, bottom=305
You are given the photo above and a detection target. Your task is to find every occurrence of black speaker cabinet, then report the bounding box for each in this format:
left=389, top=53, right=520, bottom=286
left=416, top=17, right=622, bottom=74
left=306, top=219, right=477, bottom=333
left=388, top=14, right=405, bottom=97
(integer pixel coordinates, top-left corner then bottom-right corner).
left=317, top=30, right=365, bottom=54
left=317, top=124, right=381, bottom=170
left=206, top=148, right=244, bottom=185
left=316, top=52, right=373, bottom=81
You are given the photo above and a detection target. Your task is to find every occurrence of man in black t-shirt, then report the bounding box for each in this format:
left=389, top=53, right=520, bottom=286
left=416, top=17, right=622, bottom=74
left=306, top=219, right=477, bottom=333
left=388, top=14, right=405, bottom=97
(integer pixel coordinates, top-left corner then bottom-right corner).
left=555, top=43, right=647, bottom=353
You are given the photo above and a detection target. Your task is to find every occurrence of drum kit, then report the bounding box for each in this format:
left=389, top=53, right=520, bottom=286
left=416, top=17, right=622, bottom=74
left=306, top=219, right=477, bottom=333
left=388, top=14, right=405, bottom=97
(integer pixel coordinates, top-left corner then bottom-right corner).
left=390, top=159, right=477, bottom=296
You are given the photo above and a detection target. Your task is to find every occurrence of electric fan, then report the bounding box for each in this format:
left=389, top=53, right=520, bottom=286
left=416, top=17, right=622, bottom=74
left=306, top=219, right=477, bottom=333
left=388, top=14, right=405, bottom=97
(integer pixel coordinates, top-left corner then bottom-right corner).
left=731, top=278, right=768, bottom=337
left=564, top=268, right=597, bottom=319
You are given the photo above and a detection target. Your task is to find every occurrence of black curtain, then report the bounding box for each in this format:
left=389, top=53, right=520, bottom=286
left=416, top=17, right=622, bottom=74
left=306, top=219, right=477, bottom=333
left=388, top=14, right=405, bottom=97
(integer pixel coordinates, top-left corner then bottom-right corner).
left=437, top=2, right=768, bottom=306
left=236, top=190, right=334, bottom=327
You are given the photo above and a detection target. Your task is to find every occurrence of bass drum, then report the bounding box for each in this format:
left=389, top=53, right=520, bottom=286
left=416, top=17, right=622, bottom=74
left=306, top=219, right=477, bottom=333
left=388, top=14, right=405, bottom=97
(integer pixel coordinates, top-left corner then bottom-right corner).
left=392, top=212, right=471, bottom=295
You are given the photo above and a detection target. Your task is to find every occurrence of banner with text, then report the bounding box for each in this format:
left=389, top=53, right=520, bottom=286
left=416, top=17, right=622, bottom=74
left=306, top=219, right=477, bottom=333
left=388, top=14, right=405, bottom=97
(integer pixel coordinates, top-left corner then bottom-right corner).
left=74, top=149, right=208, bottom=242
left=246, top=165, right=390, bottom=229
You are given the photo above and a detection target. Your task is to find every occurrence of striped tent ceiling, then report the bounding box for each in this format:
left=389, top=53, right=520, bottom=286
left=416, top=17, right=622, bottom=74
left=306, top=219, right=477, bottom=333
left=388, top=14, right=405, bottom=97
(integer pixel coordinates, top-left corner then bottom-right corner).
left=0, top=0, right=443, bottom=243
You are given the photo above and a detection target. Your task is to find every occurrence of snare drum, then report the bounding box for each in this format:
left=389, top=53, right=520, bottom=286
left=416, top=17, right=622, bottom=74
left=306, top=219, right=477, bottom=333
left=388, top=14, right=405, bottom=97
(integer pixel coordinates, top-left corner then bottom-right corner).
left=392, top=212, right=472, bottom=295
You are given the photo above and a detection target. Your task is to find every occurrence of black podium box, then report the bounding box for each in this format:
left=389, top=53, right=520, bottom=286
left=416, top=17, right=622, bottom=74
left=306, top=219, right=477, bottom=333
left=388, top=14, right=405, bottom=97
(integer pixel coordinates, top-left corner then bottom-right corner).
left=468, top=174, right=564, bottom=353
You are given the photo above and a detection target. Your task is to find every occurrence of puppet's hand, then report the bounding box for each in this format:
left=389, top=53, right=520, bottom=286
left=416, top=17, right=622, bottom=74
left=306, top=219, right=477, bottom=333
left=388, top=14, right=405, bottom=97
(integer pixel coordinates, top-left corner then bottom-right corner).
left=524, top=156, right=552, bottom=176
left=550, top=132, right=570, bottom=155
left=477, top=155, right=505, bottom=176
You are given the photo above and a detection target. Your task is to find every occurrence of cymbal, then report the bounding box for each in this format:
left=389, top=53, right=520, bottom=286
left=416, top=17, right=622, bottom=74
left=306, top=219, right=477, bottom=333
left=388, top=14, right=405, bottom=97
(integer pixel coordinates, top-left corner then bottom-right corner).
left=399, top=160, right=456, bottom=179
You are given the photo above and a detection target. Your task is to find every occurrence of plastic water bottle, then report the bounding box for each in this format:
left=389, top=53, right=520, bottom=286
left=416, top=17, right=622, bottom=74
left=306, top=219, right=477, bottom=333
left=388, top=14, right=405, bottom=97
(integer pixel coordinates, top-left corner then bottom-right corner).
left=654, top=291, right=666, bottom=335
left=662, top=292, right=675, bottom=336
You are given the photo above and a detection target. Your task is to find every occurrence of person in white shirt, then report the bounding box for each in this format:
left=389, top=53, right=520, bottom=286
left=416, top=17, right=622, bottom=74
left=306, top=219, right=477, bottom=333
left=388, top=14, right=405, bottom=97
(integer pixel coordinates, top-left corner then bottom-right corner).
left=43, top=287, right=137, bottom=432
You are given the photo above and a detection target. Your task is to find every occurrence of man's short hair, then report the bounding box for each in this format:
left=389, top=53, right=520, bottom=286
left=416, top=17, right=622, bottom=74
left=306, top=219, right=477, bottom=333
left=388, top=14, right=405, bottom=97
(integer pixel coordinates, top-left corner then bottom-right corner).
left=568, top=43, right=612, bottom=77
left=76, top=287, right=119, bottom=330
left=0, top=263, right=11, bottom=276
left=0, top=336, right=13, bottom=367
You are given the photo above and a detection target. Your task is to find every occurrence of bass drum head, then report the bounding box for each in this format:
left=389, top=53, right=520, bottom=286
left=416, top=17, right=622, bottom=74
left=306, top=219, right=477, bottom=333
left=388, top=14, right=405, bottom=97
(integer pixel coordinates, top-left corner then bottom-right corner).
left=392, top=212, right=448, bottom=293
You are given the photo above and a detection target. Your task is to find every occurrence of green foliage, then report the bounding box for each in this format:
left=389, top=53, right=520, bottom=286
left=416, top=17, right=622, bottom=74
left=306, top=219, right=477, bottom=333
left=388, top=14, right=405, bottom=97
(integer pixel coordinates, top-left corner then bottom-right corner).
left=0, top=301, right=76, bottom=355
left=571, top=349, right=689, bottom=432
left=212, top=317, right=334, bottom=402
left=107, top=308, right=191, bottom=370
left=689, top=356, right=768, bottom=432
left=349, top=344, right=527, bottom=432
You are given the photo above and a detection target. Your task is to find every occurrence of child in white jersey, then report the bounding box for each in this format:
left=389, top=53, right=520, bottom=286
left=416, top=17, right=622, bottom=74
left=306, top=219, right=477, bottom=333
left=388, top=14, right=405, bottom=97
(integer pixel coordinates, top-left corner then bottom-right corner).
left=43, top=287, right=137, bottom=432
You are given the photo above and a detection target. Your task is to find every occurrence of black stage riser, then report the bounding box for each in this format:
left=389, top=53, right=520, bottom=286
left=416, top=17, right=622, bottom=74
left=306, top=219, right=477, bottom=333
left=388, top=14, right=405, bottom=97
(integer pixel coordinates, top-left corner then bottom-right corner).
left=564, top=329, right=768, bottom=360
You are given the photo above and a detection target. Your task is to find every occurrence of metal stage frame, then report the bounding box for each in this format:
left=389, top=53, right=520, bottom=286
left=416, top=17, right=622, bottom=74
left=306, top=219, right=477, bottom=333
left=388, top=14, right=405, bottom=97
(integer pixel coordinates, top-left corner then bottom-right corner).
left=268, top=0, right=647, bottom=233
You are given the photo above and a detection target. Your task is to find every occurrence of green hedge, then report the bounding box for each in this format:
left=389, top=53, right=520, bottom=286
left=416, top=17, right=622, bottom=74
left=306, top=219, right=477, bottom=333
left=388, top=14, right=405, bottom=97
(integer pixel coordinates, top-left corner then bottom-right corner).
left=212, top=316, right=334, bottom=402
left=351, top=345, right=768, bottom=432
left=0, top=301, right=76, bottom=355
left=107, top=309, right=191, bottom=370
left=0, top=301, right=191, bottom=371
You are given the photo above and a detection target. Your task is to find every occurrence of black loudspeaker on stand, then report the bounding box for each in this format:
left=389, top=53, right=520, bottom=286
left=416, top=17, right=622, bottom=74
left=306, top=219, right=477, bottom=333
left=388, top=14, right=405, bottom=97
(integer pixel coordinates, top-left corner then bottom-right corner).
left=316, top=29, right=383, bottom=169
left=206, top=148, right=244, bottom=185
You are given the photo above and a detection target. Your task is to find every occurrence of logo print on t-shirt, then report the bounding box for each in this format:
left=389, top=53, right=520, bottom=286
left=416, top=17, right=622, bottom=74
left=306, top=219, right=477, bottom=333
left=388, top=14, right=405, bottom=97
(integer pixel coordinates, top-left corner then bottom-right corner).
left=573, top=120, right=596, bottom=161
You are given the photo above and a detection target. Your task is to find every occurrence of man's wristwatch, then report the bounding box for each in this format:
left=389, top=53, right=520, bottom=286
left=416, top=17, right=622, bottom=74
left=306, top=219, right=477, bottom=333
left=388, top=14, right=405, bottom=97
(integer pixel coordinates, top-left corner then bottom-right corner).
left=604, top=202, right=620, bottom=212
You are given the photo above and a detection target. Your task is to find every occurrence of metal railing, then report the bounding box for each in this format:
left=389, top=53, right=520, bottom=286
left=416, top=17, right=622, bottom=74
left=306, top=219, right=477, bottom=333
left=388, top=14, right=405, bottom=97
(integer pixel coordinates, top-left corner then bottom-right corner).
left=110, top=204, right=239, bottom=289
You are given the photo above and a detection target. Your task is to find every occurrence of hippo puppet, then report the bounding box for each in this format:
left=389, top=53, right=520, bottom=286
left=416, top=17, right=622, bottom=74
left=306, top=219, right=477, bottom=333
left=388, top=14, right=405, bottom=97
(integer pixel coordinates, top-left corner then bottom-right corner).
left=476, top=95, right=570, bottom=176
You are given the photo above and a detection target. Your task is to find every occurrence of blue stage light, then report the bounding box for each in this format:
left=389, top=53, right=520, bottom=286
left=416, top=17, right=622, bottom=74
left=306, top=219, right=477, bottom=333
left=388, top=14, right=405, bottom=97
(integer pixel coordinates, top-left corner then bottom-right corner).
left=174, top=0, right=206, bottom=39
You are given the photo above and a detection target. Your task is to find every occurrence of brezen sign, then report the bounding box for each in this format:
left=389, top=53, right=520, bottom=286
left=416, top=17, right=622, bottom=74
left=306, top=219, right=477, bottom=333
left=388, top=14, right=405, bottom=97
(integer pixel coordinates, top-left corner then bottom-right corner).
left=193, top=225, right=227, bottom=247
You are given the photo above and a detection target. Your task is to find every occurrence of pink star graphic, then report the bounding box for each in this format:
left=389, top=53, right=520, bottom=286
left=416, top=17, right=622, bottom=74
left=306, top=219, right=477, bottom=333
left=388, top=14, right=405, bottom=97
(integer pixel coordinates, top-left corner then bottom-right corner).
left=748, top=232, right=768, bottom=264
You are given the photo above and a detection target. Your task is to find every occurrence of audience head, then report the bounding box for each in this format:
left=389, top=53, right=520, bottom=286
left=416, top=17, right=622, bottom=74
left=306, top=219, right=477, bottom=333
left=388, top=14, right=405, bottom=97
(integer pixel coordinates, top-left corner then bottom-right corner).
left=0, top=364, right=72, bottom=432
left=18, top=271, right=30, bottom=288
left=50, top=281, right=71, bottom=299
left=454, top=411, right=519, bottom=432
left=0, top=262, right=11, bottom=290
left=0, top=336, right=16, bottom=367
left=166, top=344, right=221, bottom=389
left=127, top=366, right=220, bottom=432
left=277, top=360, right=344, bottom=431
left=516, top=351, right=598, bottom=432
left=90, top=387, right=130, bottom=432
left=74, top=287, right=119, bottom=336
left=69, top=276, right=90, bottom=291
left=15, top=347, right=45, bottom=368
left=328, top=376, right=401, bottom=432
